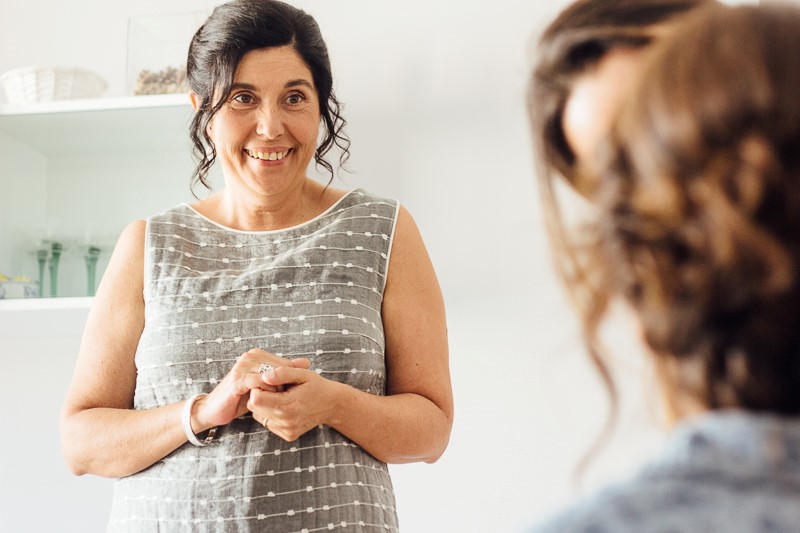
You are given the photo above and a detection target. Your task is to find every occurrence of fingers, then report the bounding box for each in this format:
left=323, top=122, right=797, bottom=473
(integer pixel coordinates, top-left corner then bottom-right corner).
left=291, top=358, right=311, bottom=369
left=235, top=372, right=281, bottom=394
left=197, top=350, right=296, bottom=427
left=247, top=390, right=302, bottom=442
left=233, top=350, right=312, bottom=394
left=247, top=392, right=274, bottom=433
left=260, top=365, right=310, bottom=388
left=251, top=394, right=296, bottom=438
left=238, top=348, right=295, bottom=373
left=248, top=371, right=337, bottom=443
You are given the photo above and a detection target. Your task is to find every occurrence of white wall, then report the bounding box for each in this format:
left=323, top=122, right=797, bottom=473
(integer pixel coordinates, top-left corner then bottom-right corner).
left=0, top=307, right=115, bottom=532
left=0, top=0, right=756, bottom=532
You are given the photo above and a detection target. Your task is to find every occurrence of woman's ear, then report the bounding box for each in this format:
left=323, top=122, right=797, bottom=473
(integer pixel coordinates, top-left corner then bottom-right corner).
left=189, top=91, right=202, bottom=112
left=190, top=91, right=214, bottom=135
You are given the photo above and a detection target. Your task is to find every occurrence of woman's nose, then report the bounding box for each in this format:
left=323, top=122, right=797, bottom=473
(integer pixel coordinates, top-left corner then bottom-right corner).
left=255, top=105, right=285, bottom=139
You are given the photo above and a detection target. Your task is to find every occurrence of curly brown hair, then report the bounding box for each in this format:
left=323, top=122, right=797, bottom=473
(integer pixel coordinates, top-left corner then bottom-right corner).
left=582, top=3, right=800, bottom=415
left=528, top=1, right=719, bottom=452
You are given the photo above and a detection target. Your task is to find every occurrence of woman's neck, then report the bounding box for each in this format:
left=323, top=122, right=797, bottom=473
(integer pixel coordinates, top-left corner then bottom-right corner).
left=196, top=178, right=332, bottom=232
left=655, top=357, right=709, bottom=429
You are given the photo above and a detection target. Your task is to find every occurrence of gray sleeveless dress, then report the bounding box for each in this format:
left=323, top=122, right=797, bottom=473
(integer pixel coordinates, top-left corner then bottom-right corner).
left=108, top=189, right=401, bottom=532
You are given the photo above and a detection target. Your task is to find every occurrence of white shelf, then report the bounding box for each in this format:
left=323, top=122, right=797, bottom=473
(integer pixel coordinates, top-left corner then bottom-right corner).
left=0, top=93, right=187, bottom=115
left=0, top=94, right=193, bottom=156
left=0, top=297, right=92, bottom=339
left=0, top=296, right=92, bottom=311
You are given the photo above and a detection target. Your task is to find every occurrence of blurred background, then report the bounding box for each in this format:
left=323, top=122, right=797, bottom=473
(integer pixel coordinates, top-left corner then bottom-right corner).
left=0, top=0, right=760, bottom=531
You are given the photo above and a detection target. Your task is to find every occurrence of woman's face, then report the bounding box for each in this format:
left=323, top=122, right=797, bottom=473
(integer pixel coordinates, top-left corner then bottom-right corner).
left=562, top=48, right=646, bottom=167
left=202, top=45, right=321, bottom=197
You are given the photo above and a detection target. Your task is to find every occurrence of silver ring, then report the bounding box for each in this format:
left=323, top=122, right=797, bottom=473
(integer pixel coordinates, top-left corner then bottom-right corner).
left=262, top=415, right=269, bottom=427
left=258, top=363, right=274, bottom=375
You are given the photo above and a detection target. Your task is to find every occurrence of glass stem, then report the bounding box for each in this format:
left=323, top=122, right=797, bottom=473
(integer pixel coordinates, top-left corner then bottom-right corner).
left=49, top=242, right=62, bottom=298
left=85, top=246, right=101, bottom=296
left=37, top=250, right=48, bottom=298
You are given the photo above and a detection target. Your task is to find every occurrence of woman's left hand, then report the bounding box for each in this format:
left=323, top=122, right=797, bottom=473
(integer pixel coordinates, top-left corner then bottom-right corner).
left=247, top=366, right=344, bottom=442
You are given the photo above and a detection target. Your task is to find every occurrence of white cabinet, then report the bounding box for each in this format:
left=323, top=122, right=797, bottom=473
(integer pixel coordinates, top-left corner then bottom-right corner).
left=0, top=95, right=200, bottom=531
left=0, top=94, right=197, bottom=306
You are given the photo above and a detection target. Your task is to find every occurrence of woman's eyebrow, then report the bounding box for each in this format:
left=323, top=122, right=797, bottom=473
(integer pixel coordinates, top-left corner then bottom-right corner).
left=285, top=79, right=314, bottom=90
left=230, top=82, right=258, bottom=91
left=229, top=80, right=314, bottom=91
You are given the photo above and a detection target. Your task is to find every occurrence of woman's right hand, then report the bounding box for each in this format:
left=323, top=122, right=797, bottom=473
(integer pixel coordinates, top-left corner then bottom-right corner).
left=190, top=349, right=311, bottom=433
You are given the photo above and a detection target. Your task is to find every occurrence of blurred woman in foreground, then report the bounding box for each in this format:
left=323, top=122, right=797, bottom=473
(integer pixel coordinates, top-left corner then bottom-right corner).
left=530, top=4, right=800, bottom=531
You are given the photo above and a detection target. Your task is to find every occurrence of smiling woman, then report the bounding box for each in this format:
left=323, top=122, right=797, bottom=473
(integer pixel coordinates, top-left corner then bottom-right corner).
left=190, top=46, right=325, bottom=226
left=59, top=1, right=453, bottom=532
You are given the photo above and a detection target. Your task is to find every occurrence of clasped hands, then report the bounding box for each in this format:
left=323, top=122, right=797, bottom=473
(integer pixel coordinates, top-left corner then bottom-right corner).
left=190, top=348, right=341, bottom=442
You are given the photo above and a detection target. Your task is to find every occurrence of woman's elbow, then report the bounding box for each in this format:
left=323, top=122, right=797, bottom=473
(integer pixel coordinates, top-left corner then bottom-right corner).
left=61, top=440, right=89, bottom=476
left=427, top=406, right=453, bottom=463
left=60, top=412, right=89, bottom=476
left=389, top=437, right=449, bottom=465
left=424, top=430, right=451, bottom=464
left=423, top=451, right=444, bottom=464
left=64, top=457, right=88, bottom=477
left=408, top=413, right=453, bottom=464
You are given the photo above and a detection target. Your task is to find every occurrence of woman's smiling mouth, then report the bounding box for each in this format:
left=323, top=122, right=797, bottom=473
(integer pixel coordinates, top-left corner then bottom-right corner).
left=245, top=148, right=292, bottom=161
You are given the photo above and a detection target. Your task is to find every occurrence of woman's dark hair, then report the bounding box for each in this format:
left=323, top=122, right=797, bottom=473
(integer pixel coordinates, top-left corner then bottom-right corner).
left=587, top=3, right=800, bottom=416
left=187, top=0, right=350, bottom=191
left=527, top=0, right=719, bottom=477
left=530, top=0, right=717, bottom=188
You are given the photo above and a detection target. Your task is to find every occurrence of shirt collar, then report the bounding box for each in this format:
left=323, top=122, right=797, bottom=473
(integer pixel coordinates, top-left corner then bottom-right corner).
left=640, top=410, right=800, bottom=485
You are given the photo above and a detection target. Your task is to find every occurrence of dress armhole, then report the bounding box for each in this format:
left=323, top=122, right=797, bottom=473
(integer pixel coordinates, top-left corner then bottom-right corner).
left=142, top=217, right=152, bottom=304
left=381, top=200, right=402, bottom=294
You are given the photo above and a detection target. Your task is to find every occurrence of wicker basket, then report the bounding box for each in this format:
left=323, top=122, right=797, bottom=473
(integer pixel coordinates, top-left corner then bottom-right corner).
left=0, top=67, right=108, bottom=104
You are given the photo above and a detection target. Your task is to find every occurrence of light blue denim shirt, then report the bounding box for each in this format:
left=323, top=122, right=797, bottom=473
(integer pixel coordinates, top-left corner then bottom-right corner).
left=531, top=410, right=800, bottom=533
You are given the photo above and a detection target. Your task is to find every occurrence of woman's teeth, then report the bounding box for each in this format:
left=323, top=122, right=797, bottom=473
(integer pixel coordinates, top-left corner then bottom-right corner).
left=246, top=149, right=289, bottom=161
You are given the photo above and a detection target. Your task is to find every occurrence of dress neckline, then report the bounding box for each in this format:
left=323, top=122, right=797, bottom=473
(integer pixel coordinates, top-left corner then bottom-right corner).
left=180, top=188, right=359, bottom=235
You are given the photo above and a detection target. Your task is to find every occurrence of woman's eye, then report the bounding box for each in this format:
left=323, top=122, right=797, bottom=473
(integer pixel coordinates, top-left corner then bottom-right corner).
left=286, top=93, right=306, bottom=105
left=232, top=93, right=254, bottom=105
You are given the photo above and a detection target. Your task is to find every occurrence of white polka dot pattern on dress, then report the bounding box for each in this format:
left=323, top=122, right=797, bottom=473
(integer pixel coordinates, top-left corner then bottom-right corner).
left=109, top=189, right=400, bottom=532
